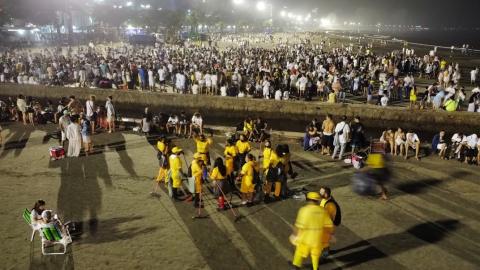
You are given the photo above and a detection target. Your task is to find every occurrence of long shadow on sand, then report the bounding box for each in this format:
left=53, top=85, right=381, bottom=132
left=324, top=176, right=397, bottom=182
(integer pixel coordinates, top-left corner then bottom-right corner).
left=0, top=124, right=33, bottom=159
left=328, top=219, right=460, bottom=269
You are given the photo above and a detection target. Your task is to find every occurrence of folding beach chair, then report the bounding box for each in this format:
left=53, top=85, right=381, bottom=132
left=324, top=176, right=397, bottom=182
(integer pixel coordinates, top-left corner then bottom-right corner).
left=39, top=225, right=72, bottom=255
left=22, top=208, right=39, bottom=241
left=23, top=209, right=72, bottom=255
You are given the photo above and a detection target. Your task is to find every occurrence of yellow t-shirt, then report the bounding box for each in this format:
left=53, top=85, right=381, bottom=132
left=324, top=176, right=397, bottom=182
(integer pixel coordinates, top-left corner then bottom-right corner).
left=210, top=167, right=225, bottom=181
left=244, top=121, right=254, bottom=132
left=157, top=141, right=166, bottom=153
left=224, top=145, right=238, bottom=175
left=240, top=160, right=256, bottom=193
left=195, top=138, right=211, bottom=153
left=327, top=92, right=336, bottom=103
left=262, top=147, right=273, bottom=169
left=191, top=159, right=203, bottom=192
left=236, top=140, right=251, bottom=154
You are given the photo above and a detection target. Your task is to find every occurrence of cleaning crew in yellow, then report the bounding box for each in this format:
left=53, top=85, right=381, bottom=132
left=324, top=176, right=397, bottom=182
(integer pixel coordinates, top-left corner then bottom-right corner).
left=290, top=192, right=334, bottom=270
left=236, top=134, right=251, bottom=170
left=193, top=134, right=213, bottom=165
left=191, top=152, right=205, bottom=208
left=237, top=153, right=257, bottom=206
left=210, top=157, right=227, bottom=210
left=154, top=136, right=169, bottom=186
left=224, top=138, right=238, bottom=179
left=169, top=147, right=184, bottom=200
left=263, top=140, right=283, bottom=201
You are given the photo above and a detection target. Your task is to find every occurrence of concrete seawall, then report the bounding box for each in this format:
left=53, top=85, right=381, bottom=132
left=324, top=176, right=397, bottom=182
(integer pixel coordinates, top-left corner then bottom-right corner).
left=1, top=84, right=479, bottom=133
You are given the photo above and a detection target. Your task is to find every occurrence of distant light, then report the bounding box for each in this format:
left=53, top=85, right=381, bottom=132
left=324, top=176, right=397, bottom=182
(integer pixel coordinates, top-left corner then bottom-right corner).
left=287, top=12, right=293, bottom=18
left=113, top=5, right=117, bottom=8
left=118, top=5, right=123, bottom=9
left=157, top=7, right=162, bottom=11
left=18, top=29, right=26, bottom=35
left=140, top=4, right=145, bottom=8
left=126, top=1, right=133, bottom=7
left=296, top=15, right=302, bottom=21
left=72, top=25, right=77, bottom=29
left=280, top=10, right=286, bottom=17
left=145, top=4, right=150, bottom=9
left=256, top=1, right=266, bottom=11
left=233, top=0, right=244, bottom=5
left=127, top=24, right=134, bottom=30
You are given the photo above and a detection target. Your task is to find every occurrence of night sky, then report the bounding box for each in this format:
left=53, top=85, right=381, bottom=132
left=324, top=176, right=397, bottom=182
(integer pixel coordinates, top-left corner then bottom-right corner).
left=174, top=0, right=480, bottom=27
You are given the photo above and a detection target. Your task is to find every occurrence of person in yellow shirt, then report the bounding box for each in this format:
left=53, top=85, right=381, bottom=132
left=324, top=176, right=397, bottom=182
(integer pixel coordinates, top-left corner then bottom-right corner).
left=263, top=141, right=283, bottom=201
left=210, top=157, right=227, bottom=210
left=191, top=153, right=205, bottom=208
left=224, top=139, right=238, bottom=180
left=243, top=117, right=254, bottom=141
left=236, top=134, right=251, bottom=170
left=290, top=192, right=334, bottom=270
left=193, top=134, right=212, bottom=165
left=169, top=147, right=184, bottom=200
left=319, top=186, right=339, bottom=257
left=152, top=136, right=170, bottom=195
left=237, top=154, right=257, bottom=205
left=409, top=86, right=417, bottom=109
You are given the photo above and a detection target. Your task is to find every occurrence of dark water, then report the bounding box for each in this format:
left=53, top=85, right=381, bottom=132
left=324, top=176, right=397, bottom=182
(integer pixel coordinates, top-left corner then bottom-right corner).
left=374, top=29, right=480, bottom=49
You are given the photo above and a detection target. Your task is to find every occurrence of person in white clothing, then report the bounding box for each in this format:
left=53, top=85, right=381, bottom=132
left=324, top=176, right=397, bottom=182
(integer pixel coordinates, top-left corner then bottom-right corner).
left=332, top=116, right=350, bottom=160
left=105, top=96, right=115, bottom=133
left=464, top=134, right=478, bottom=164
left=405, top=131, right=420, bottom=160
left=274, top=89, right=282, bottom=100
left=148, top=68, right=155, bottom=91
left=85, top=95, right=96, bottom=134
left=66, top=115, right=82, bottom=157
left=380, top=94, right=389, bottom=107
left=471, top=68, right=478, bottom=85
left=189, top=112, right=203, bottom=137
left=262, top=79, right=270, bottom=99
left=158, top=66, right=166, bottom=92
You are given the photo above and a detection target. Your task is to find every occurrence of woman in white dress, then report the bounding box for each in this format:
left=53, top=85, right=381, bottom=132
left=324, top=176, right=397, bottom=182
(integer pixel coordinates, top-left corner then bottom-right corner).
left=66, top=116, right=82, bottom=157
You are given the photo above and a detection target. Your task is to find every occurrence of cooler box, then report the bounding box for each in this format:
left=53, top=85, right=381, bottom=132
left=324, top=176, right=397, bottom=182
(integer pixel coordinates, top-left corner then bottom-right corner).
left=49, top=146, right=65, bottom=160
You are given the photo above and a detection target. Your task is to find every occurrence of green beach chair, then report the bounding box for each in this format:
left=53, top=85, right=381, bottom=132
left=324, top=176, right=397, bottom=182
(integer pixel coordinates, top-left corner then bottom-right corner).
left=23, top=208, right=73, bottom=255
left=22, top=208, right=39, bottom=241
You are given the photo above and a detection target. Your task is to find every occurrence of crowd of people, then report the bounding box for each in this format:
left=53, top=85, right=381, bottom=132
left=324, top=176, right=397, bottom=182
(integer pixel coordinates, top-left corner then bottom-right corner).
left=1, top=33, right=479, bottom=112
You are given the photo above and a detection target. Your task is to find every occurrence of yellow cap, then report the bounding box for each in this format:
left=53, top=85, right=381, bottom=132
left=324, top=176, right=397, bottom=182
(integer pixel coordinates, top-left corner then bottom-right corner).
left=306, top=192, right=321, bottom=201
left=171, top=147, right=183, bottom=154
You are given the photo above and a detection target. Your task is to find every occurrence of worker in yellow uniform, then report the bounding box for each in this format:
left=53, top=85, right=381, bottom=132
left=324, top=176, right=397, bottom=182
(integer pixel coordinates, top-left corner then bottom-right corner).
left=210, top=157, right=227, bottom=210
left=243, top=117, right=254, bottom=141
left=152, top=137, right=169, bottom=194
left=236, top=134, right=251, bottom=171
left=193, top=134, right=212, bottom=165
left=290, top=192, right=334, bottom=270
left=263, top=141, right=283, bottom=201
left=169, top=147, right=184, bottom=200
left=191, top=152, right=205, bottom=208
left=224, top=138, right=238, bottom=179
left=237, top=154, right=257, bottom=206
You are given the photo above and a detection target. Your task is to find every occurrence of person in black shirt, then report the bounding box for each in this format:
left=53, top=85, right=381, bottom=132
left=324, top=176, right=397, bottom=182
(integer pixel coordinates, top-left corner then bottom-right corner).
left=350, top=116, right=365, bottom=154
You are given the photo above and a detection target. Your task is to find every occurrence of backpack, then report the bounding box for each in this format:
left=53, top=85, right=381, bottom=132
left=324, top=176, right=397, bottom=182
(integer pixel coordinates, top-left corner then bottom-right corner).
left=325, top=198, right=342, bottom=226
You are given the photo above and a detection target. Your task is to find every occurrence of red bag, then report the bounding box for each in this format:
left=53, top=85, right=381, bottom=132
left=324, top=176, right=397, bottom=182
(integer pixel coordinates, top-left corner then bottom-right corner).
left=49, top=146, right=65, bottom=160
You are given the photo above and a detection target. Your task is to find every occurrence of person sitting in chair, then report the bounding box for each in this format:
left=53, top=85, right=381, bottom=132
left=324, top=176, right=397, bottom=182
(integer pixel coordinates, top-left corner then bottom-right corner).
left=189, top=112, right=203, bottom=137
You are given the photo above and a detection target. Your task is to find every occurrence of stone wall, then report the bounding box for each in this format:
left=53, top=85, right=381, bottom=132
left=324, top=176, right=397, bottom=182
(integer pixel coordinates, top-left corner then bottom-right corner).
left=1, top=84, right=479, bottom=133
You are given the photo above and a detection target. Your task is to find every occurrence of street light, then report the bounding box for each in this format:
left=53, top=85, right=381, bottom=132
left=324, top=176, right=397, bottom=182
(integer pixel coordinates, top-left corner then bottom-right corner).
left=280, top=10, right=286, bottom=17
left=256, top=1, right=267, bottom=11
left=232, top=0, right=244, bottom=5
left=126, top=1, right=133, bottom=7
